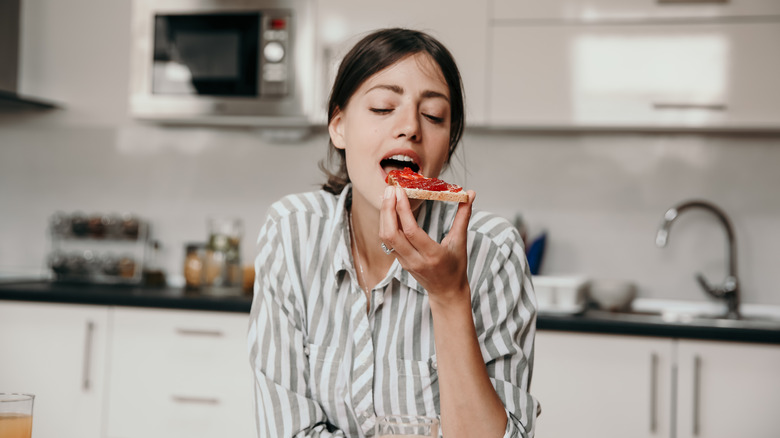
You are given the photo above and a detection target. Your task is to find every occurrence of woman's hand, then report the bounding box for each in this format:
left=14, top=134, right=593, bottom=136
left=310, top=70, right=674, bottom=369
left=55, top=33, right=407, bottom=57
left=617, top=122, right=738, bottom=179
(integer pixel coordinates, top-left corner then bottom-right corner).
left=379, top=186, right=476, bottom=308
left=381, top=186, right=511, bottom=438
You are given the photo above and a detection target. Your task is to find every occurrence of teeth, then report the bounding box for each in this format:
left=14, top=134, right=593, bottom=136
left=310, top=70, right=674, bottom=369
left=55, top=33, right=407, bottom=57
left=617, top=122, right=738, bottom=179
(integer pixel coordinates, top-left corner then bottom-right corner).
left=387, top=154, right=415, bottom=163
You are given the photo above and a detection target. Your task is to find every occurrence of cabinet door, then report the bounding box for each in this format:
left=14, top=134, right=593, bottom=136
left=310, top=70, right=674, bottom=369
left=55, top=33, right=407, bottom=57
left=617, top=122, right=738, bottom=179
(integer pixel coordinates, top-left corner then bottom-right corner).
left=676, top=340, right=780, bottom=438
left=315, top=0, right=489, bottom=125
left=0, top=301, right=109, bottom=438
left=491, top=0, right=780, bottom=20
left=106, top=307, right=254, bottom=438
left=488, top=22, right=780, bottom=130
left=533, top=331, right=673, bottom=438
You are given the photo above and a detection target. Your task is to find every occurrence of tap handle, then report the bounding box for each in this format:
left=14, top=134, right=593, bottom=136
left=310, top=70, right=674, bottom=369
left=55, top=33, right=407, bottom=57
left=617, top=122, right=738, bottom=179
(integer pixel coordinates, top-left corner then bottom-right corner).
left=695, top=273, right=722, bottom=299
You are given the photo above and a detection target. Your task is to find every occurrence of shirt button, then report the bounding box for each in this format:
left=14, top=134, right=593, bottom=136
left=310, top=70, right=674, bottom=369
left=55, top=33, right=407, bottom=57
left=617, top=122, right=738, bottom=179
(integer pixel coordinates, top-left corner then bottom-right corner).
left=430, top=358, right=438, bottom=370
left=303, top=346, right=310, bottom=356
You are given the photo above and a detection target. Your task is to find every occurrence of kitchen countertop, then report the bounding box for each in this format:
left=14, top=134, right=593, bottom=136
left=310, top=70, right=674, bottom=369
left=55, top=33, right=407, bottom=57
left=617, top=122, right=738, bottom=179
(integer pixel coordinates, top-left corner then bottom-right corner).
left=537, top=309, right=780, bottom=344
left=1, top=281, right=778, bottom=344
left=0, top=280, right=252, bottom=313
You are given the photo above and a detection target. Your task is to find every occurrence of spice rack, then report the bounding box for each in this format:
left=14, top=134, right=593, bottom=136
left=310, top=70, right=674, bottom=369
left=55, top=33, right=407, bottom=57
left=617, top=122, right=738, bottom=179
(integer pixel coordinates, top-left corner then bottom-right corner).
left=47, top=212, right=149, bottom=285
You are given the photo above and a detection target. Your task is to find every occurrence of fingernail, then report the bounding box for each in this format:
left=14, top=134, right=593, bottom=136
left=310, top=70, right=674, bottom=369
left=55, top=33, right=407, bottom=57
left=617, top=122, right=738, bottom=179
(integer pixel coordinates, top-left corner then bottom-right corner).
left=384, top=186, right=394, bottom=199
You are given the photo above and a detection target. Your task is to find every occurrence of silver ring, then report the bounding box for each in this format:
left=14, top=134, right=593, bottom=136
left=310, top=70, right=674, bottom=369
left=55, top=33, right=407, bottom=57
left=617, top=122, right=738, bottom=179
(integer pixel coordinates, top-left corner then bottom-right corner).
left=381, top=242, right=395, bottom=255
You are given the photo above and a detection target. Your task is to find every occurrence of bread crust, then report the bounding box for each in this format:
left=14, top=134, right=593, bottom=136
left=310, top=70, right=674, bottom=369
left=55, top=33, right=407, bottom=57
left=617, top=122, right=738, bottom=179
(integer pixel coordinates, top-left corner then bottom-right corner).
left=386, top=173, right=469, bottom=203
left=402, top=187, right=469, bottom=203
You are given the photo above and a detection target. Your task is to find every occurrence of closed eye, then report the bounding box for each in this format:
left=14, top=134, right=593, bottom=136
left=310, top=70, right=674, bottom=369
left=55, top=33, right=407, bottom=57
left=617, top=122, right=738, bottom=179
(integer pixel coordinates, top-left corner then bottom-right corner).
left=370, top=108, right=392, bottom=114
left=424, top=114, right=444, bottom=124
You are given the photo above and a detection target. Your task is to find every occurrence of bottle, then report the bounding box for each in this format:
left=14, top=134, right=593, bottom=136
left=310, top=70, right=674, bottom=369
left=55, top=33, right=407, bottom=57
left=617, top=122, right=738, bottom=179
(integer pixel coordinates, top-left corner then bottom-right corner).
left=143, top=240, right=167, bottom=287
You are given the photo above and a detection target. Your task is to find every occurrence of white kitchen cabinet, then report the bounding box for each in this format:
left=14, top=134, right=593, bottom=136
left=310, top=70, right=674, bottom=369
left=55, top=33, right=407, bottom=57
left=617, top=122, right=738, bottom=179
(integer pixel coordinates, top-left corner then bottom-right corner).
left=0, top=301, right=109, bottom=438
left=491, top=0, right=780, bottom=21
left=533, top=331, right=674, bottom=438
left=488, top=21, right=780, bottom=130
left=106, top=307, right=254, bottom=438
left=314, top=0, right=489, bottom=125
left=675, top=339, right=780, bottom=438
left=534, top=331, right=780, bottom=438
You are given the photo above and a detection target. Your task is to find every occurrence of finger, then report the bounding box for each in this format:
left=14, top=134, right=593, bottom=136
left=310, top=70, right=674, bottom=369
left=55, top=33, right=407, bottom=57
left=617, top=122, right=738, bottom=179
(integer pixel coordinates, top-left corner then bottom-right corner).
left=442, top=190, right=476, bottom=247
left=394, top=187, right=439, bottom=255
left=379, top=187, right=417, bottom=259
left=379, top=186, right=399, bottom=241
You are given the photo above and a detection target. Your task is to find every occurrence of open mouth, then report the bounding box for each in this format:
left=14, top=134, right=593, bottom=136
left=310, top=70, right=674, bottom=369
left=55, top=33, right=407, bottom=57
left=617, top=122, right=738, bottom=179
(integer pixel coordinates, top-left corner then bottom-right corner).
left=380, top=154, right=420, bottom=175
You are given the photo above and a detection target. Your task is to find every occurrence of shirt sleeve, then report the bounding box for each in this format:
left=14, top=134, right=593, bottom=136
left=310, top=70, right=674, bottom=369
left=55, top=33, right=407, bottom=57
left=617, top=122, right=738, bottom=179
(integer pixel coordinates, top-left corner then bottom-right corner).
left=247, top=214, right=346, bottom=438
left=470, top=224, right=541, bottom=437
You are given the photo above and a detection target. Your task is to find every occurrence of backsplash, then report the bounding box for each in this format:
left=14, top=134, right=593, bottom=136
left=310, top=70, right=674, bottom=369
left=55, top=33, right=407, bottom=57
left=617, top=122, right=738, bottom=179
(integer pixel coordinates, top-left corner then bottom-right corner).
left=2, top=123, right=779, bottom=305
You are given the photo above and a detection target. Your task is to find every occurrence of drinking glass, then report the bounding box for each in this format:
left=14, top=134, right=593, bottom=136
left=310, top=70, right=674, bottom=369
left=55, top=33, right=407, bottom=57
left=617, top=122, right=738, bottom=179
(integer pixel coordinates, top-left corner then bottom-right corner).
left=374, top=415, right=439, bottom=438
left=0, top=394, right=34, bottom=438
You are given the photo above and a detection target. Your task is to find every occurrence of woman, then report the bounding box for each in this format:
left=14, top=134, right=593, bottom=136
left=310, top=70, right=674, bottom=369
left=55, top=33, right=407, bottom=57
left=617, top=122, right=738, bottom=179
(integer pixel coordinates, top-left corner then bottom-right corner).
left=248, top=28, right=539, bottom=437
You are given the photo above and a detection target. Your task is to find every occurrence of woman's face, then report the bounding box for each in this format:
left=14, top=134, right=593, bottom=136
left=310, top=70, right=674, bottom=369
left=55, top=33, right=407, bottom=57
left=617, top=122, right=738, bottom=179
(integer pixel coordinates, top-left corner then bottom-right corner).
left=329, top=52, right=452, bottom=212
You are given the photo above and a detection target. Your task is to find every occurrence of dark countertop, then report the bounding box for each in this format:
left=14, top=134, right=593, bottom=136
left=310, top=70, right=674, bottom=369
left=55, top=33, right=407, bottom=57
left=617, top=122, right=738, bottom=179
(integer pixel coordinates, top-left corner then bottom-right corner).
left=1, top=281, right=778, bottom=344
left=537, top=310, right=780, bottom=345
left=0, top=280, right=252, bottom=313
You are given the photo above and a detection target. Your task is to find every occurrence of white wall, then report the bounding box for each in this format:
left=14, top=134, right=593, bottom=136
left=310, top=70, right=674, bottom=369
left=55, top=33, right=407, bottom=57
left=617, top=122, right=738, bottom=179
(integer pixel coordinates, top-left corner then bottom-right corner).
left=2, top=0, right=779, bottom=305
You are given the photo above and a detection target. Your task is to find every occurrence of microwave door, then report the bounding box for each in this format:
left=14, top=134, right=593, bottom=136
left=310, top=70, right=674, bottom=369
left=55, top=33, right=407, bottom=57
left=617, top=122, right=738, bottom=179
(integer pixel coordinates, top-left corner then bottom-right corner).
left=152, top=13, right=259, bottom=97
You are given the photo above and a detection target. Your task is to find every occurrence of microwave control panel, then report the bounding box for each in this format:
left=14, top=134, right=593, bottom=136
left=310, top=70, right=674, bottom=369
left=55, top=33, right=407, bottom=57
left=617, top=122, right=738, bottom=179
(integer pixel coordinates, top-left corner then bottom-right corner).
left=260, top=13, right=291, bottom=97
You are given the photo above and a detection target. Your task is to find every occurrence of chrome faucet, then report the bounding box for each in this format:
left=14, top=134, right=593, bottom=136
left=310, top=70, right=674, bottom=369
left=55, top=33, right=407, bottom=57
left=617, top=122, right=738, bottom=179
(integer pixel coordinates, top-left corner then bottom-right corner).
left=655, top=200, right=740, bottom=319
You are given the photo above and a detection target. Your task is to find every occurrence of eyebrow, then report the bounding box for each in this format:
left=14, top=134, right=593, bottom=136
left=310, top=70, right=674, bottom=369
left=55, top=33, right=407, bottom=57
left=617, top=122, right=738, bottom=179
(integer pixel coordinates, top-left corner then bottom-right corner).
left=366, top=84, right=450, bottom=102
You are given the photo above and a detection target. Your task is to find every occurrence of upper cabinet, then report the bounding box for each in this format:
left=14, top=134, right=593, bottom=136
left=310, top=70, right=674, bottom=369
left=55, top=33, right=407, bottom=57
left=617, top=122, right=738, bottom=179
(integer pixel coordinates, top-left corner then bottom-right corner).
left=313, top=0, right=489, bottom=125
left=491, top=0, right=780, bottom=21
left=487, top=0, right=780, bottom=131
left=314, top=1, right=780, bottom=131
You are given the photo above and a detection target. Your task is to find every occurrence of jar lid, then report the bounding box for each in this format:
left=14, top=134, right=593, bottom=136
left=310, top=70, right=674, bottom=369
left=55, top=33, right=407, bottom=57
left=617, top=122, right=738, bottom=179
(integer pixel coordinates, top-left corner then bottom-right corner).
left=185, top=242, right=206, bottom=252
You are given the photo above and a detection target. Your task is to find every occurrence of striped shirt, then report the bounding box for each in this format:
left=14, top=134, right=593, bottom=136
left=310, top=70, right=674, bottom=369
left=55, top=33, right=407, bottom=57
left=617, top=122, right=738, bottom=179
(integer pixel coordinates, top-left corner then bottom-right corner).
left=248, top=185, right=539, bottom=437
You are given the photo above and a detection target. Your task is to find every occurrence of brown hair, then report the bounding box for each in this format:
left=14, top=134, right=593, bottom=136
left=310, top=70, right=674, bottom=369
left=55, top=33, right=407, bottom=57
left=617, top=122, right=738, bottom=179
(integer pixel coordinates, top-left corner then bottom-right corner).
left=320, top=28, right=466, bottom=194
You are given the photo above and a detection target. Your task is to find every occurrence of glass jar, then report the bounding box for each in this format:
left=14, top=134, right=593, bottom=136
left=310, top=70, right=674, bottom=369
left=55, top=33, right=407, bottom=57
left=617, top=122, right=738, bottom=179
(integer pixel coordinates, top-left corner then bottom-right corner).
left=205, top=218, right=242, bottom=290
left=183, top=243, right=206, bottom=290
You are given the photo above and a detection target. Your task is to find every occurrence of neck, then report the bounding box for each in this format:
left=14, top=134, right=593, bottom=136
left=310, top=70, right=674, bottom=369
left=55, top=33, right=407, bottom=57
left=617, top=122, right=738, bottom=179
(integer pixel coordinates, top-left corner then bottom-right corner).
left=349, top=190, right=396, bottom=284
left=350, top=199, right=386, bottom=268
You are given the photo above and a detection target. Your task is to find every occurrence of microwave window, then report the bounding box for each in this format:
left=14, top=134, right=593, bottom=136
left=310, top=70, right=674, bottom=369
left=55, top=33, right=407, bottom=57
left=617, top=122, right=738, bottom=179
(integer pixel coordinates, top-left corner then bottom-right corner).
left=152, top=13, right=259, bottom=96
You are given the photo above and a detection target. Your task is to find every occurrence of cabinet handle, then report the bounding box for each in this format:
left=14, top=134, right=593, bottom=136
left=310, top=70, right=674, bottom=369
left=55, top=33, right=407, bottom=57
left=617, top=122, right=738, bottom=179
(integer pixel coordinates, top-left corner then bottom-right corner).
left=82, top=320, right=95, bottom=392
left=650, top=353, right=659, bottom=433
left=171, top=395, right=220, bottom=405
left=652, top=102, right=727, bottom=111
left=658, top=0, right=727, bottom=4
left=693, top=355, right=702, bottom=436
left=175, top=328, right=224, bottom=337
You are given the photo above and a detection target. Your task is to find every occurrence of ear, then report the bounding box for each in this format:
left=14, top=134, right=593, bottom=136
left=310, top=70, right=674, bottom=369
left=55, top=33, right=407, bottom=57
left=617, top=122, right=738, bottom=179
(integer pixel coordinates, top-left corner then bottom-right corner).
left=328, top=109, right=346, bottom=150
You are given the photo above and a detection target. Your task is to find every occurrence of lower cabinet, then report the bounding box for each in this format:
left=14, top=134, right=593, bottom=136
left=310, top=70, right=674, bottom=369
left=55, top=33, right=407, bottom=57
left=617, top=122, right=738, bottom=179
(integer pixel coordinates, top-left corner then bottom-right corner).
left=0, top=301, right=255, bottom=438
left=0, top=301, right=110, bottom=438
left=533, top=331, right=780, bottom=438
left=675, top=339, right=780, bottom=438
left=8, top=300, right=777, bottom=438
left=533, top=331, right=673, bottom=438
left=105, top=307, right=255, bottom=438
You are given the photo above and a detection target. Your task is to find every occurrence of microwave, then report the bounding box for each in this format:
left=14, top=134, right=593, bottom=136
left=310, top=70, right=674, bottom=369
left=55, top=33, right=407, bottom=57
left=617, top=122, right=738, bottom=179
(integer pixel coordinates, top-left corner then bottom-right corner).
left=130, top=0, right=314, bottom=127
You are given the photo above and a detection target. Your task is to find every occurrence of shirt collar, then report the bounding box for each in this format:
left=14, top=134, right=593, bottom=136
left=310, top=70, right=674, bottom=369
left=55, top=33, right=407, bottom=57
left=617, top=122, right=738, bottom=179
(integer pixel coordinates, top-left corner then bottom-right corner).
left=330, top=185, right=455, bottom=296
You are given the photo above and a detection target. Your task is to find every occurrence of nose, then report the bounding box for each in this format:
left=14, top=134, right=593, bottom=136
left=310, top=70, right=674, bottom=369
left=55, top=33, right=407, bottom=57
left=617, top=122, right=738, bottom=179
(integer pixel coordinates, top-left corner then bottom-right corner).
left=394, top=106, right=420, bottom=141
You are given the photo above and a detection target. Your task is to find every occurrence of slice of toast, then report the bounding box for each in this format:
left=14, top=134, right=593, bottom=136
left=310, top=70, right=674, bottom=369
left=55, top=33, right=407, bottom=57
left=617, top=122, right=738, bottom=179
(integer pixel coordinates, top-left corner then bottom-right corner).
left=396, top=187, right=469, bottom=203
left=386, top=168, right=469, bottom=203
